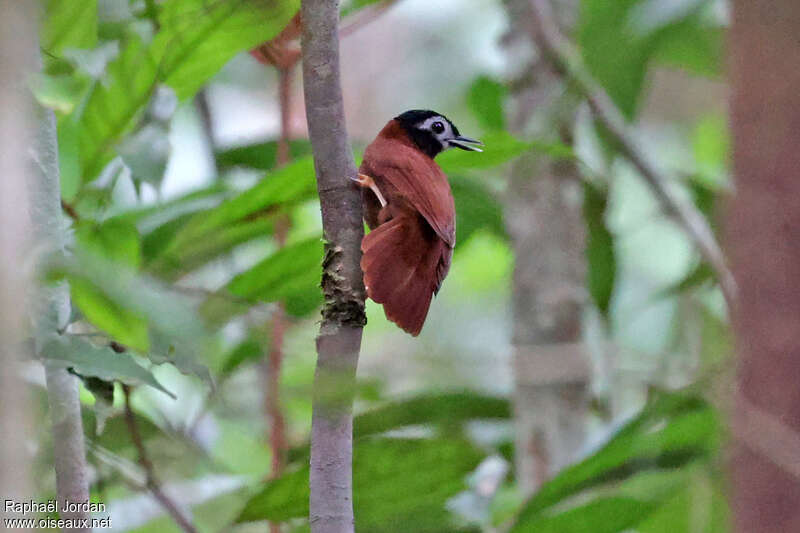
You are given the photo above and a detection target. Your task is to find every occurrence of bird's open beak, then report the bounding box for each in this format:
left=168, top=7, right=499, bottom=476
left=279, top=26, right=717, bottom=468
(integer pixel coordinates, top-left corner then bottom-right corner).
left=449, top=136, right=484, bottom=152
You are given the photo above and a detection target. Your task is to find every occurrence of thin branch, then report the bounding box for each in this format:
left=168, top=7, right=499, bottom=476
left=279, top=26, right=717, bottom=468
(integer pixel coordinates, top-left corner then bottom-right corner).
left=339, top=0, right=399, bottom=38
left=301, top=0, right=366, bottom=531
left=122, top=385, right=198, bottom=533
left=527, top=0, right=737, bottom=309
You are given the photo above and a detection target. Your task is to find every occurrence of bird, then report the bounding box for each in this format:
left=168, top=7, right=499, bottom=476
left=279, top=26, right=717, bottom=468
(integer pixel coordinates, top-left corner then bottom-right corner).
left=353, top=110, right=482, bottom=336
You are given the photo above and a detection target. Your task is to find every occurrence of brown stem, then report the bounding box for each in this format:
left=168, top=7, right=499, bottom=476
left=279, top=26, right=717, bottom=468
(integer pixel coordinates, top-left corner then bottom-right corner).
left=60, top=199, right=80, bottom=222
left=122, top=385, right=198, bottom=533
left=527, top=0, right=737, bottom=310
left=301, top=0, right=366, bottom=530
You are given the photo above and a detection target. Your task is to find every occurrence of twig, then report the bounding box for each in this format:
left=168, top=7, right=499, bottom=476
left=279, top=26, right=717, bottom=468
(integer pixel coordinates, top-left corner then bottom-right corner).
left=339, top=0, right=399, bottom=38
left=61, top=198, right=80, bottom=222
left=301, top=0, right=366, bottom=531
left=526, top=0, right=737, bottom=309
left=122, top=385, right=198, bottom=533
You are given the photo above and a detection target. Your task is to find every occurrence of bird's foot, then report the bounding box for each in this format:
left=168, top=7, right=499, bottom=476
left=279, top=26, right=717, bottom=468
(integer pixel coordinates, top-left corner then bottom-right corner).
left=351, top=173, right=387, bottom=207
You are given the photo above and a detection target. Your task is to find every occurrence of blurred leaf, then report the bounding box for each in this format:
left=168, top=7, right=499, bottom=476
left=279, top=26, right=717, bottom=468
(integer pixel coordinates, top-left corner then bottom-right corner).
left=42, top=0, right=98, bottom=58
left=438, top=131, right=572, bottom=174
left=341, top=0, right=388, bottom=18
left=216, top=139, right=313, bottom=171
left=50, top=250, right=211, bottom=360
left=84, top=405, right=163, bottom=448
left=77, top=0, right=299, bottom=184
left=41, top=334, right=174, bottom=398
left=512, top=390, right=719, bottom=529
left=583, top=182, right=616, bottom=316
left=467, top=76, right=506, bottom=131
left=654, top=25, right=723, bottom=77
left=579, top=0, right=718, bottom=118
left=692, top=114, right=730, bottom=185
left=354, top=392, right=510, bottom=438
left=451, top=176, right=507, bottom=245
left=58, top=117, right=82, bottom=201
left=227, top=237, right=323, bottom=316
left=238, top=437, right=484, bottom=532
left=29, top=73, right=90, bottom=114
left=659, top=262, right=713, bottom=298
left=76, top=217, right=142, bottom=268
left=219, top=338, right=263, bottom=376
left=70, top=277, right=149, bottom=351
left=149, top=157, right=316, bottom=277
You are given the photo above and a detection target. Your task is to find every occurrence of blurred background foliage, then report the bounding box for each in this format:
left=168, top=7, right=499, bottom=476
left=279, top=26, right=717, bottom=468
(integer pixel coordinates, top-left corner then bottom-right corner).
left=31, top=0, right=731, bottom=530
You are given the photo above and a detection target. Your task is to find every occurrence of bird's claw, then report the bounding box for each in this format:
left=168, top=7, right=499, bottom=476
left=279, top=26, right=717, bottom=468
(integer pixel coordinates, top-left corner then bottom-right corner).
left=351, top=173, right=387, bottom=207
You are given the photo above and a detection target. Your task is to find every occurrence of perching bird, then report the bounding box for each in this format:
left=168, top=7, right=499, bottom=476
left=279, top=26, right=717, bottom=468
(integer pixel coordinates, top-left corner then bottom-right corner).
left=353, top=110, right=482, bottom=336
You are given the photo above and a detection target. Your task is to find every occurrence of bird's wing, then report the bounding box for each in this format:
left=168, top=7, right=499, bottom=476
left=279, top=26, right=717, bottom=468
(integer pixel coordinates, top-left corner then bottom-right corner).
left=363, top=140, right=456, bottom=247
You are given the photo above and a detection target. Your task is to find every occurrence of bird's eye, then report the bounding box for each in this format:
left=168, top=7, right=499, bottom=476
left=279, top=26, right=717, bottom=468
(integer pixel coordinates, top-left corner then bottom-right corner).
left=431, top=121, right=445, bottom=134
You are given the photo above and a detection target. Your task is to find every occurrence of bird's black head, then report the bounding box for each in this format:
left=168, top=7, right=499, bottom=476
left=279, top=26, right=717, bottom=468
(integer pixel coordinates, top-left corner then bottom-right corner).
left=394, top=109, right=483, bottom=159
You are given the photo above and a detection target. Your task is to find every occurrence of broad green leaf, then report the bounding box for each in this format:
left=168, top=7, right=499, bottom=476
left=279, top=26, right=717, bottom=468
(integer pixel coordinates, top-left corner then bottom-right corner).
left=467, top=76, right=507, bottom=131
left=76, top=217, right=142, bottom=268
left=149, top=157, right=316, bottom=277
left=58, top=117, right=82, bottom=201
left=216, top=139, right=313, bottom=171
left=514, top=496, right=658, bottom=533
left=692, top=114, right=730, bottom=184
left=77, top=0, right=299, bottom=183
left=42, top=0, right=98, bottom=58
left=583, top=181, right=616, bottom=315
left=438, top=131, right=573, bottom=174
left=70, top=277, right=150, bottom=351
left=354, top=392, right=510, bottom=438
left=288, top=391, right=510, bottom=464
left=41, top=334, right=174, bottom=398
left=227, top=237, right=323, bottom=316
left=513, top=390, right=719, bottom=527
left=451, top=176, right=507, bottom=245
left=238, top=437, right=485, bottom=533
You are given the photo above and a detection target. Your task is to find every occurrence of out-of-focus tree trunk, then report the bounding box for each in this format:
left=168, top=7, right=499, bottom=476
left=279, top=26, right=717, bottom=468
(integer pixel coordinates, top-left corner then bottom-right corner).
left=503, top=0, right=590, bottom=496
left=728, top=2, right=800, bottom=532
left=0, top=0, right=36, bottom=509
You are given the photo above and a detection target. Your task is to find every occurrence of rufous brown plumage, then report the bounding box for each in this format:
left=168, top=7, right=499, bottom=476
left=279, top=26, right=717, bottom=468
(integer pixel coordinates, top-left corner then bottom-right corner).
left=354, top=110, right=482, bottom=335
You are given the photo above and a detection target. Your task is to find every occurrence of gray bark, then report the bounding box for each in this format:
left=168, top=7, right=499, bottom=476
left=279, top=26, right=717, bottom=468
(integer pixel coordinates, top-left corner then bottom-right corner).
left=28, top=4, right=92, bottom=529
left=300, top=1, right=366, bottom=532
left=503, top=0, right=590, bottom=496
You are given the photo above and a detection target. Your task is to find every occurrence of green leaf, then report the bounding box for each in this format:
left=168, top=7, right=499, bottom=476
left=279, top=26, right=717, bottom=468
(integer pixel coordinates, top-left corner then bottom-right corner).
left=29, top=73, right=90, bottom=114
left=451, top=176, right=507, bottom=246
left=354, top=392, right=510, bottom=438
left=227, top=237, right=323, bottom=316
left=438, top=131, right=572, bottom=174
left=41, top=334, right=174, bottom=398
left=579, top=0, right=718, bottom=118
left=219, top=338, right=263, bottom=376
left=42, top=0, right=98, bottom=58
left=512, top=390, right=719, bottom=528
left=70, top=277, right=150, bottom=352
left=76, top=0, right=299, bottom=184
left=341, top=0, right=387, bottom=18
left=149, top=157, right=316, bottom=278
left=216, top=139, right=313, bottom=171
left=583, top=181, right=616, bottom=315
left=76, top=217, right=142, bottom=269
left=467, top=76, right=506, bottom=131
left=514, top=497, right=658, bottom=533
left=50, top=250, right=211, bottom=360
left=237, top=437, right=485, bottom=532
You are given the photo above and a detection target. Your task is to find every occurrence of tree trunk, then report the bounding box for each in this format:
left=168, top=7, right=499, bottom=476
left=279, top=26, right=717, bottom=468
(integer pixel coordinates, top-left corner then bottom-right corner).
left=0, top=0, right=36, bottom=510
left=728, top=3, right=800, bottom=532
left=300, top=1, right=366, bottom=532
left=503, top=0, right=590, bottom=496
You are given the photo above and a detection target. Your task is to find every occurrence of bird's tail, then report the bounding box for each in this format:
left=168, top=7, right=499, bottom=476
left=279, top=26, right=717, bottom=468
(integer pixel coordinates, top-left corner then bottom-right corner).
left=361, top=215, right=450, bottom=336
